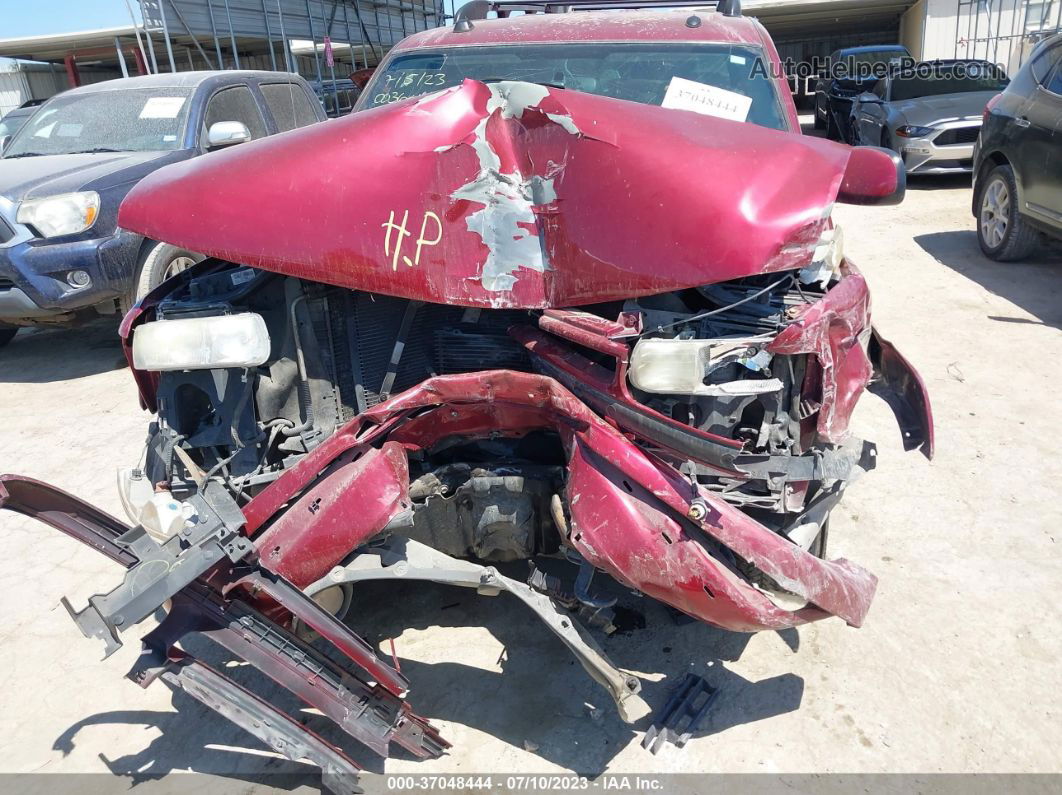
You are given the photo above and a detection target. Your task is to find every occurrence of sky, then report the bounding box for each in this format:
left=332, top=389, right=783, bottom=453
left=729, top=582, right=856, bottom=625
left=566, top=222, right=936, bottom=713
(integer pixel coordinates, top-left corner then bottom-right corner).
left=0, top=0, right=467, bottom=38
left=0, top=0, right=135, bottom=37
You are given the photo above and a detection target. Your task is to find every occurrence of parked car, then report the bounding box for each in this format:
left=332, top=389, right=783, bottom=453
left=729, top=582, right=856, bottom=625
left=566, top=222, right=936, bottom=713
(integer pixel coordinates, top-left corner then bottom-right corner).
left=850, top=59, right=1008, bottom=173
left=814, top=44, right=910, bottom=140
left=973, top=33, right=1062, bottom=260
left=0, top=101, right=45, bottom=141
left=0, top=2, right=931, bottom=787
left=0, top=70, right=324, bottom=348
left=313, top=77, right=361, bottom=116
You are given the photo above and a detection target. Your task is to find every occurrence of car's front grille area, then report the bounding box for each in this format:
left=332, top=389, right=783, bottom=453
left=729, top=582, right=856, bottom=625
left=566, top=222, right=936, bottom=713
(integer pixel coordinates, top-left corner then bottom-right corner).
left=935, top=126, right=980, bottom=146
left=308, top=288, right=533, bottom=421
left=0, top=277, right=14, bottom=291
left=0, top=216, right=13, bottom=245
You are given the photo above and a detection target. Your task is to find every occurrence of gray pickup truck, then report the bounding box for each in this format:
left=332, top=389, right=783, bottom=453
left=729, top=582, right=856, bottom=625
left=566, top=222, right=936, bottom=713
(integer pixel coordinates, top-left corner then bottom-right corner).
left=0, top=70, right=325, bottom=348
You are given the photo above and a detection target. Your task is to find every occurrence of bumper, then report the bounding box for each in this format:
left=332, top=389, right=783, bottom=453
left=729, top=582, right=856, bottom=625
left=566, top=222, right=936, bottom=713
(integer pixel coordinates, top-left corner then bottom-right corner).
left=0, top=227, right=142, bottom=322
left=900, top=138, right=976, bottom=175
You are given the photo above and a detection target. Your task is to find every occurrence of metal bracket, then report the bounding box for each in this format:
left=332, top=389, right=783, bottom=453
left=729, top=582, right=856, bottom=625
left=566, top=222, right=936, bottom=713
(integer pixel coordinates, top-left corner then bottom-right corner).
left=306, top=537, right=650, bottom=723
left=157, top=652, right=364, bottom=795
left=62, top=482, right=253, bottom=658
left=642, top=673, right=720, bottom=754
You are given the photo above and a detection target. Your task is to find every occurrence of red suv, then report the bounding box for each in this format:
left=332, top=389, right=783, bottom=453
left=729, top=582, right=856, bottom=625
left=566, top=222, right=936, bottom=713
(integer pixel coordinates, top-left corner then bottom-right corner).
left=360, top=0, right=801, bottom=131
left=1, top=1, right=928, bottom=788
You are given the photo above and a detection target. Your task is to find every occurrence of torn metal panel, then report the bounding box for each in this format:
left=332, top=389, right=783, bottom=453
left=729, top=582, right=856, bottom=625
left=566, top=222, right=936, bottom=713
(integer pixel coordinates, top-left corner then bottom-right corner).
left=118, top=79, right=861, bottom=310
left=236, top=370, right=878, bottom=631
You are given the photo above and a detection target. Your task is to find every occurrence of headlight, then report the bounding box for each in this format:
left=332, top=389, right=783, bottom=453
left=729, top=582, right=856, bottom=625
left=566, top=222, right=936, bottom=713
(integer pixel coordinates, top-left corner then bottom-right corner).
left=132, top=312, right=270, bottom=371
left=629, top=338, right=779, bottom=396
left=16, top=191, right=100, bottom=238
left=895, top=125, right=934, bottom=138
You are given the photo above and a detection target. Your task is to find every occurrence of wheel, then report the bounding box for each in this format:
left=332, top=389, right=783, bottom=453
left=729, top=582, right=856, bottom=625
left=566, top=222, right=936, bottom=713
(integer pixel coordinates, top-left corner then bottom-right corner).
left=813, top=98, right=826, bottom=130
left=0, top=326, right=17, bottom=349
left=120, top=242, right=203, bottom=316
left=880, top=129, right=893, bottom=151
left=976, top=165, right=1039, bottom=261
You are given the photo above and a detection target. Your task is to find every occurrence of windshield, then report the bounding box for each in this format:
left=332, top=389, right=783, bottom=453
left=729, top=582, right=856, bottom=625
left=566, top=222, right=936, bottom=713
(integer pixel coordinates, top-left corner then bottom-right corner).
left=3, top=88, right=193, bottom=158
left=366, top=43, right=789, bottom=131
left=844, top=49, right=907, bottom=67
left=891, top=64, right=1009, bottom=101
left=0, top=112, right=31, bottom=140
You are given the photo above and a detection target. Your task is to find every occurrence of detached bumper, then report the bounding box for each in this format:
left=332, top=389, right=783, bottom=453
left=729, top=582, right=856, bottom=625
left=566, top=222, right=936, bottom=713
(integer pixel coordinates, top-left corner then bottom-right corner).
left=0, top=227, right=142, bottom=321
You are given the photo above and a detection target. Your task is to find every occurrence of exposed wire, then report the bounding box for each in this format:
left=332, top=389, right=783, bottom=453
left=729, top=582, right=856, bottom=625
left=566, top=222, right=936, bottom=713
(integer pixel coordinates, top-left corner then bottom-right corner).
left=636, top=275, right=794, bottom=337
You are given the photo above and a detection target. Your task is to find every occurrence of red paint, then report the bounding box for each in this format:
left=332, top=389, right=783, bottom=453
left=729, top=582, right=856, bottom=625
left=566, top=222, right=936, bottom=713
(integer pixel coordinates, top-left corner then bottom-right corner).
left=119, top=78, right=877, bottom=310
left=379, top=9, right=801, bottom=131
left=252, top=442, right=410, bottom=587
left=63, top=55, right=80, bottom=89
left=768, top=268, right=873, bottom=444
left=237, top=371, right=878, bottom=632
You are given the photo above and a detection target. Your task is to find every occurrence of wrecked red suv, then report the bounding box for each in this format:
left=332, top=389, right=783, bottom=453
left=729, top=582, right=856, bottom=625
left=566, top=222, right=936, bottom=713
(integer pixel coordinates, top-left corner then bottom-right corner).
left=0, top=1, right=932, bottom=787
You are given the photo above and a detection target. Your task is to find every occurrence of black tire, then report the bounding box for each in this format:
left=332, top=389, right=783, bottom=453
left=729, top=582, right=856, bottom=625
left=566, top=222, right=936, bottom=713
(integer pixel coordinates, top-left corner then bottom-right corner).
left=880, top=129, right=893, bottom=151
left=824, top=110, right=838, bottom=140
left=0, top=326, right=17, bottom=349
left=976, top=164, right=1039, bottom=261
left=813, top=98, right=826, bottom=130
left=119, top=242, right=204, bottom=317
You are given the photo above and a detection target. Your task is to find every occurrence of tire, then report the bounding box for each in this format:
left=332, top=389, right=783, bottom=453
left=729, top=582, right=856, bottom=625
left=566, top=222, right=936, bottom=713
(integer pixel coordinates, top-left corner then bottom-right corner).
left=0, top=326, right=17, bottom=349
left=120, top=242, right=203, bottom=317
left=813, top=98, right=826, bottom=130
left=976, top=165, right=1039, bottom=261
left=880, top=129, right=893, bottom=152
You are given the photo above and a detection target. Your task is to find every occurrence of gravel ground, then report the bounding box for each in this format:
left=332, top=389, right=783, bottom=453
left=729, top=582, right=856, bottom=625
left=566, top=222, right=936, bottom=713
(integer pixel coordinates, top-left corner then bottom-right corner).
left=0, top=159, right=1059, bottom=784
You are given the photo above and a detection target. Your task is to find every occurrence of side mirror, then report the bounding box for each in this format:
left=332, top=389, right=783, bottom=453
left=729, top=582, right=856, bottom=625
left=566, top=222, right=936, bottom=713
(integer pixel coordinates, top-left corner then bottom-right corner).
left=857, top=92, right=883, bottom=104
left=206, top=121, right=251, bottom=149
left=837, top=146, right=905, bottom=206
left=0, top=135, right=10, bottom=154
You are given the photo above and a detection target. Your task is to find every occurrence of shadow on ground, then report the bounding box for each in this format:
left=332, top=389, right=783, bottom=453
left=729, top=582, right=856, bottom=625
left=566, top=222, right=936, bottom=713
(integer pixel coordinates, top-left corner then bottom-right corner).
left=53, top=578, right=804, bottom=787
left=915, top=230, right=1062, bottom=330
left=906, top=173, right=971, bottom=192
left=0, top=318, right=125, bottom=383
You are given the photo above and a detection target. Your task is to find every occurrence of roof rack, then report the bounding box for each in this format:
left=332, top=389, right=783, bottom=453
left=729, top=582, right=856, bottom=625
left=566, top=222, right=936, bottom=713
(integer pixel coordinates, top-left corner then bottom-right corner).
left=454, top=0, right=742, bottom=24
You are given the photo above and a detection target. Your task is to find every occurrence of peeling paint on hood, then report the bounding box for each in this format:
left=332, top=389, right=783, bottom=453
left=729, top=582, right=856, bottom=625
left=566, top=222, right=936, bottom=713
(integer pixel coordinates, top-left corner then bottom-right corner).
left=118, top=79, right=857, bottom=309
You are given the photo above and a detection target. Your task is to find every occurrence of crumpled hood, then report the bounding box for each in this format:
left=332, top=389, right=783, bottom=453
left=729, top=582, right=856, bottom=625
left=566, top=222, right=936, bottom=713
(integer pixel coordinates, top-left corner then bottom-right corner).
left=0, top=150, right=184, bottom=203
left=891, top=91, right=999, bottom=126
left=120, top=80, right=856, bottom=309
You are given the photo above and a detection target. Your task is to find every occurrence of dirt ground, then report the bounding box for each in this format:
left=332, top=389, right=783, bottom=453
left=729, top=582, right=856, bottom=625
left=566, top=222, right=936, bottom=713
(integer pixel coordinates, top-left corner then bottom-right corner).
left=0, top=138, right=1060, bottom=784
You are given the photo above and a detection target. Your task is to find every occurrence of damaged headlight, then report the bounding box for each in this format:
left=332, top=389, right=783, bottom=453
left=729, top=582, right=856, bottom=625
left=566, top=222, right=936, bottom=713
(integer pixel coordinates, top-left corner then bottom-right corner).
left=132, top=312, right=271, bottom=371
left=629, top=338, right=780, bottom=396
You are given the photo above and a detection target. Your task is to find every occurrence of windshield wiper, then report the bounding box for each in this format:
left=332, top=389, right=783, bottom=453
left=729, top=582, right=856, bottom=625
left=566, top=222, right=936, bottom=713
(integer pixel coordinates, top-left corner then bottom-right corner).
left=65, top=148, right=124, bottom=154
left=479, top=78, right=567, bottom=89
left=2, top=152, right=47, bottom=158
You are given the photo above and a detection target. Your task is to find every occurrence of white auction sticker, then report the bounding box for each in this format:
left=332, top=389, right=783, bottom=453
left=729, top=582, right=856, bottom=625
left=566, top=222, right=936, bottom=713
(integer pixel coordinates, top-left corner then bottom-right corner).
left=139, top=96, right=186, bottom=119
left=661, top=77, right=752, bottom=122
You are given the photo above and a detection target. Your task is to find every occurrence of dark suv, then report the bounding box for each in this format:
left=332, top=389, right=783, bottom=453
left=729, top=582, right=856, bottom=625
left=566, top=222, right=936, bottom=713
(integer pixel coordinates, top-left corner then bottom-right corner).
left=973, top=33, right=1062, bottom=260
left=0, top=71, right=325, bottom=348
left=814, top=44, right=910, bottom=140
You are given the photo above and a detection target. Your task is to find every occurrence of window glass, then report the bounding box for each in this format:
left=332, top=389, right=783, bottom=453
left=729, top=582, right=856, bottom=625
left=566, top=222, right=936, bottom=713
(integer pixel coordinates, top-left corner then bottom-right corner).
left=203, top=86, right=267, bottom=142
left=1046, top=59, right=1062, bottom=94
left=3, top=88, right=191, bottom=157
left=261, top=83, right=320, bottom=131
left=367, top=43, right=789, bottom=131
left=1030, top=46, right=1060, bottom=84
left=890, top=63, right=1009, bottom=101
